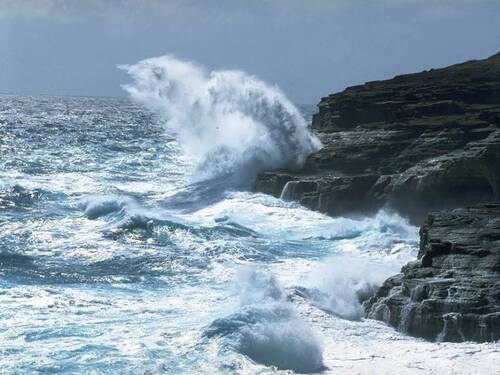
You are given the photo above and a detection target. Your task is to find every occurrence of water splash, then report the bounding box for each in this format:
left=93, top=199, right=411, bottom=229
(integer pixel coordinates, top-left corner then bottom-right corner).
left=297, top=255, right=410, bottom=321
left=120, top=55, right=321, bottom=183
left=205, top=268, right=324, bottom=373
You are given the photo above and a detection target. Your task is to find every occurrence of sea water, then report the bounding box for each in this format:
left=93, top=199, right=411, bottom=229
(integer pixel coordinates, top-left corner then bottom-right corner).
left=0, top=57, right=498, bottom=374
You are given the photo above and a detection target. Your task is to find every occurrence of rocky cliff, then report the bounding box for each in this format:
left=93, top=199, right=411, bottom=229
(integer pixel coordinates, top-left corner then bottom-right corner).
left=254, top=52, right=500, bottom=342
left=254, top=52, right=500, bottom=224
left=364, top=204, right=500, bottom=342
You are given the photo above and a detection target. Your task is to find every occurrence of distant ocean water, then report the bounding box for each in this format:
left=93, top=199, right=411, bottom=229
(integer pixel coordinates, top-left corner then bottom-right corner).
left=1, top=57, right=498, bottom=374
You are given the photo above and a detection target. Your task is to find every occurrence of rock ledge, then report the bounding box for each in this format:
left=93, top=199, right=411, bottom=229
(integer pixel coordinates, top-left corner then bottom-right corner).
left=254, top=52, right=500, bottom=224
left=363, top=204, right=500, bottom=342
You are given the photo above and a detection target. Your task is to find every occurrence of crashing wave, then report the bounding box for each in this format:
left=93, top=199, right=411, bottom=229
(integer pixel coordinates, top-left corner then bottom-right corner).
left=120, top=55, right=321, bottom=183
left=204, top=269, right=324, bottom=373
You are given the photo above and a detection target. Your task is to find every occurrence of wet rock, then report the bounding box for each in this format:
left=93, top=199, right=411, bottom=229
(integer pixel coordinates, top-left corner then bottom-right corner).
left=254, top=52, right=500, bottom=224
left=363, top=204, right=500, bottom=342
left=253, top=53, right=500, bottom=342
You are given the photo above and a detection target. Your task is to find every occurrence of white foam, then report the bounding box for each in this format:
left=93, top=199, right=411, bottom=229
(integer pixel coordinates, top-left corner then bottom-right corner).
left=209, top=268, right=324, bottom=373
left=301, top=256, right=408, bottom=320
left=120, top=55, right=321, bottom=182
left=189, top=192, right=418, bottom=246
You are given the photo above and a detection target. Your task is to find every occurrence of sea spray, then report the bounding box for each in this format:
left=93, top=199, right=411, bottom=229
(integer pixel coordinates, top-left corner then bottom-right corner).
left=297, top=256, right=408, bottom=320
left=205, top=268, right=324, bottom=373
left=120, top=56, right=321, bottom=183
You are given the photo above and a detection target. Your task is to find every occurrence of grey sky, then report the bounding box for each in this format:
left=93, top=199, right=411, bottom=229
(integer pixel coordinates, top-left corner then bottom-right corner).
left=1, top=0, right=500, bottom=104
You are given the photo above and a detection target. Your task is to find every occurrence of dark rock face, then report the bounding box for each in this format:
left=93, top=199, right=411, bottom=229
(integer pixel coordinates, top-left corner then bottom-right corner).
left=363, top=205, right=500, bottom=342
left=254, top=52, right=500, bottom=224
left=253, top=53, right=500, bottom=342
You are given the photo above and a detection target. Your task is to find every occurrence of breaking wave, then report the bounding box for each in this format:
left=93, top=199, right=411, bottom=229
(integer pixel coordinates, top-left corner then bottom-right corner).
left=120, top=55, right=321, bottom=183
left=205, top=269, right=324, bottom=373
left=296, top=256, right=408, bottom=320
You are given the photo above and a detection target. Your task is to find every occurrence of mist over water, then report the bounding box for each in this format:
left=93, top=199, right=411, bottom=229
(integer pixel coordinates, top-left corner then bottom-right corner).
left=120, top=55, right=321, bottom=183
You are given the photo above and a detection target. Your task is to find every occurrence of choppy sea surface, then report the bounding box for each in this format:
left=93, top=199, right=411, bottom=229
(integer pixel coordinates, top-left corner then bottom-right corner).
left=1, top=93, right=499, bottom=374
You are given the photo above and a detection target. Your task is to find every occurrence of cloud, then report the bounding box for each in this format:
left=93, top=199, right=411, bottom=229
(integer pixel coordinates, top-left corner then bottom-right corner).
left=1, top=0, right=497, bottom=21
left=0, top=0, right=187, bottom=19
left=0, top=0, right=94, bottom=17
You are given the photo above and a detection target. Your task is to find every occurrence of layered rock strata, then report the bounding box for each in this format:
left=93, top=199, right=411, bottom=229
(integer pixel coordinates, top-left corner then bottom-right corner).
left=254, top=52, right=500, bottom=224
left=254, top=52, right=500, bottom=342
left=363, top=204, right=500, bottom=342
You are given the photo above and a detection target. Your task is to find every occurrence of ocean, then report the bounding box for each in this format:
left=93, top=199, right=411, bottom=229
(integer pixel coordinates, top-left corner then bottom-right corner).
left=1, top=57, right=498, bottom=374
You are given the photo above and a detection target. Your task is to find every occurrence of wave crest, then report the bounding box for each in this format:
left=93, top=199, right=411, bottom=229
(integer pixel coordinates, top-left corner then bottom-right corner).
left=78, top=195, right=136, bottom=219
left=120, top=55, right=321, bottom=183
left=205, top=269, right=324, bottom=373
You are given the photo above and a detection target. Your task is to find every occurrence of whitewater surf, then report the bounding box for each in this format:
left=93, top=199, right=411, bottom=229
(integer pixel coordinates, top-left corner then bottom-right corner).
left=0, top=57, right=498, bottom=374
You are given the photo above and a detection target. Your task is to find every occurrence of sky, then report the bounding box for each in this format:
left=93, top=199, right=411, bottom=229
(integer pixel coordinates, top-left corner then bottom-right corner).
left=1, top=0, right=500, bottom=104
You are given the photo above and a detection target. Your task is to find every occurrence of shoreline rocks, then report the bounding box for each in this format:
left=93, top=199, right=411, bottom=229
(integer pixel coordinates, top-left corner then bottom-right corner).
left=254, top=52, right=500, bottom=225
left=253, top=52, right=500, bottom=342
left=363, top=205, right=500, bottom=342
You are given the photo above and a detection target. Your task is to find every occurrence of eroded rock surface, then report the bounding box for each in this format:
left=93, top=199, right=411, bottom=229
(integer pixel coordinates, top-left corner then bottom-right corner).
left=363, top=205, right=500, bottom=342
left=254, top=52, right=500, bottom=342
left=254, top=52, right=500, bottom=224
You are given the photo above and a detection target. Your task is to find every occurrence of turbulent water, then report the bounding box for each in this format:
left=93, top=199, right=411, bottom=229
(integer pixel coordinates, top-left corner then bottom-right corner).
left=1, top=60, right=499, bottom=374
